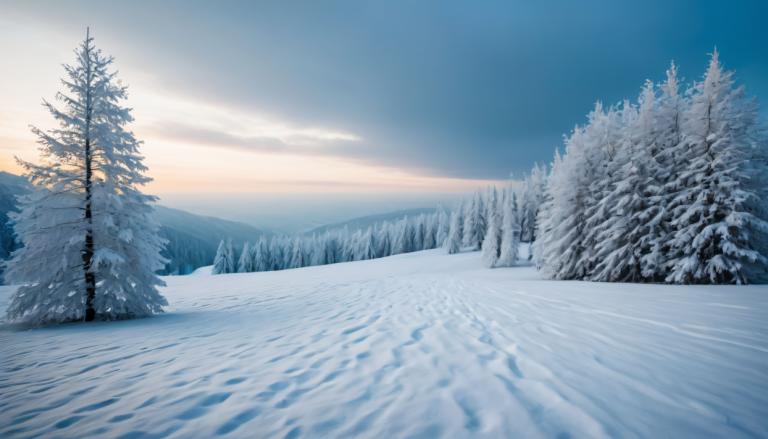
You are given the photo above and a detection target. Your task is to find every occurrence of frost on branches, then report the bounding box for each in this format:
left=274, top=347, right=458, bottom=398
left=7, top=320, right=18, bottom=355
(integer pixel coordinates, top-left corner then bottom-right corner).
left=4, top=31, right=167, bottom=324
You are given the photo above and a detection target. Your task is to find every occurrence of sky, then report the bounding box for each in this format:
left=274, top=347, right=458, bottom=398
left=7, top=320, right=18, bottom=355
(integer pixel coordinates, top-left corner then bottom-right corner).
left=1, top=0, right=767, bottom=230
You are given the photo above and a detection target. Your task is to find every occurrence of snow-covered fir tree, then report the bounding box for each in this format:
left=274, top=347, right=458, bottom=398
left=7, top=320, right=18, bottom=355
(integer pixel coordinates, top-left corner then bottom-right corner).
left=520, top=163, right=547, bottom=243
left=350, top=230, right=364, bottom=261
left=413, top=216, right=426, bottom=253
left=289, top=237, right=305, bottom=269
left=252, top=239, right=266, bottom=271
left=212, top=239, right=235, bottom=274
left=4, top=31, right=167, bottom=324
left=532, top=151, right=560, bottom=270
left=641, top=62, right=685, bottom=280
left=340, top=229, right=355, bottom=262
left=575, top=103, right=630, bottom=277
left=360, top=228, right=377, bottom=260
left=423, top=214, right=437, bottom=250
left=376, top=224, right=392, bottom=258
left=435, top=208, right=450, bottom=248
left=592, top=87, right=652, bottom=282
left=391, top=218, right=410, bottom=255
left=665, top=50, right=768, bottom=284
left=267, top=238, right=280, bottom=271
left=481, top=188, right=502, bottom=267
left=497, top=191, right=521, bottom=267
left=238, top=241, right=254, bottom=273
left=445, top=207, right=463, bottom=254
left=535, top=114, right=597, bottom=280
left=462, top=193, right=485, bottom=251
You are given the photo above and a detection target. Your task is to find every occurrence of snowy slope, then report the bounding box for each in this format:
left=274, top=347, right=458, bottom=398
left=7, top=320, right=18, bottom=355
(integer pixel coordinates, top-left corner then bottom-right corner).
left=1, top=250, right=767, bottom=438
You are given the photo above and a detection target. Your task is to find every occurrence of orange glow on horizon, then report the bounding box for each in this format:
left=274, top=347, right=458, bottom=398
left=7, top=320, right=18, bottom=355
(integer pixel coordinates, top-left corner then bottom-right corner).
left=0, top=127, right=503, bottom=195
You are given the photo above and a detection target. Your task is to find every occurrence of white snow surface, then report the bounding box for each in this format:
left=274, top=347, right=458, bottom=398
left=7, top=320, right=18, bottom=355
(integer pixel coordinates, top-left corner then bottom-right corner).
left=190, top=265, right=213, bottom=276
left=1, top=249, right=767, bottom=438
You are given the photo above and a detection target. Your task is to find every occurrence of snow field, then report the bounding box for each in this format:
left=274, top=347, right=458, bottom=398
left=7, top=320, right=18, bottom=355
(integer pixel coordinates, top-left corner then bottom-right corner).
left=1, top=249, right=767, bottom=438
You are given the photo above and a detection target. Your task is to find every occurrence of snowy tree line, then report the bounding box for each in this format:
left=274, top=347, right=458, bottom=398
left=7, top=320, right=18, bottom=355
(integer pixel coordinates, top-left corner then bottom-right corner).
left=212, top=163, right=548, bottom=275
left=534, top=51, right=768, bottom=284
left=212, top=210, right=451, bottom=274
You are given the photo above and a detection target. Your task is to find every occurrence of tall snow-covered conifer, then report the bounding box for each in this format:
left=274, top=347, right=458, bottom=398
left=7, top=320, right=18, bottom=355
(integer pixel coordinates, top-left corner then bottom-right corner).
left=481, top=188, right=502, bottom=267
left=446, top=207, right=463, bottom=254
left=592, top=87, right=653, bottom=282
left=4, top=30, right=167, bottom=324
left=642, top=62, right=685, bottom=280
left=497, top=191, right=521, bottom=267
left=532, top=151, right=560, bottom=269
left=666, top=50, right=768, bottom=283
left=536, top=114, right=596, bottom=280
left=520, top=163, right=546, bottom=243
left=576, top=103, right=628, bottom=276
left=212, top=239, right=235, bottom=274
left=462, top=193, right=485, bottom=251
left=289, top=237, right=305, bottom=269
left=435, top=208, right=450, bottom=247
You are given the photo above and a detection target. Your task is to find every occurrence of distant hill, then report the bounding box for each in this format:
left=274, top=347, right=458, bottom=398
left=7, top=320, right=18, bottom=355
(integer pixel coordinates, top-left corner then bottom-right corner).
left=304, top=207, right=437, bottom=235
left=0, top=172, right=30, bottom=266
left=154, top=206, right=269, bottom=274
left=0, top=172, right=268, bottom=279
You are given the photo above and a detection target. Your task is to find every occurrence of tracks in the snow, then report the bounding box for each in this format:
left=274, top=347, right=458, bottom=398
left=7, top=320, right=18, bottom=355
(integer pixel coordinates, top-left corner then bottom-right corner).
left=1, top=256, right=767, bottom=439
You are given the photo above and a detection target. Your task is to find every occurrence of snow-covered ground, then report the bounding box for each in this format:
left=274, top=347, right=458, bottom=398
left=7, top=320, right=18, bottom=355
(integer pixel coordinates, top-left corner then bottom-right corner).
left=1, top=249, right=767, bottom=438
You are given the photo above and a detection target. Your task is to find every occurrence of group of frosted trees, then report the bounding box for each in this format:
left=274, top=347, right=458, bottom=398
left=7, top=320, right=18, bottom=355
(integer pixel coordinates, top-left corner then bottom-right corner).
left=213, top=163, right=548, bottom=275
left=534, top=51, right=768, bottom=284
left=212, top=211, right=451, bottom=274
left=443, top=167, right=546, bottom=268
left=4, top=32, right=167, bottom=324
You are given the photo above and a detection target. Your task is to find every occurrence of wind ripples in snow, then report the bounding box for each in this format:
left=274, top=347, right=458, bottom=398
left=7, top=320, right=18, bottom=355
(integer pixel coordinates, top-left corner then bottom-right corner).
left=1, top=250, right=767, bottom=438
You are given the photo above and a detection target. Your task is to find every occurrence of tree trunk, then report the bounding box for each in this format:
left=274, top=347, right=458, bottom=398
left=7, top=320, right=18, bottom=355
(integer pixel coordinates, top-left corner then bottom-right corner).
left=82, top=28, right=96, bottom=322
left=83, top=137, right=96, bottom=321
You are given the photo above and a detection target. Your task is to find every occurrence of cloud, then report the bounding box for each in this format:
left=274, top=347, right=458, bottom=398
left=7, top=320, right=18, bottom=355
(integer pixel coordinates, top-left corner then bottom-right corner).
left=132, top=89, right=363, bottom=158
left=145, top=121, right=356, bottom=156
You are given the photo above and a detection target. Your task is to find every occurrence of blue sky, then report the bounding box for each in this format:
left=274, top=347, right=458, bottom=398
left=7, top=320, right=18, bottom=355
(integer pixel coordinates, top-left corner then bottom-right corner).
left=1, top=0, right=766, bottom=228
